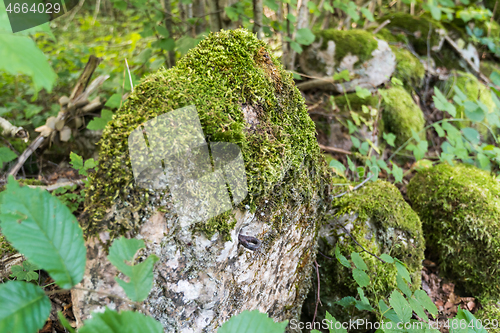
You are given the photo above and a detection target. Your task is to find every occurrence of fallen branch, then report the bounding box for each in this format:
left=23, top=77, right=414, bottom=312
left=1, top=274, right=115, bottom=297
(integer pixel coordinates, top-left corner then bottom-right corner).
left=7, top=56, right=104, bottom=178
left=296, top=78, right=339, bottom=92
left=319, top=144, right=352, bottom=155
left=0, top=117, right=28, bottom=141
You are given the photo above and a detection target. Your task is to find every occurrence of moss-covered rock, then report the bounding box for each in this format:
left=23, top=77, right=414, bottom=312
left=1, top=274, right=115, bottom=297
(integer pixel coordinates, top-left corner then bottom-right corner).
left=84, top=29, right=328, bottom=241
left=380, top=86, right=425, bottom=147
left=475, top=298, right=500, bottom=331
left=391, top=46, right=425, bottom=90
left=315, top=29, right=378, bottom=67
left=444, top=71, right=495, bottom=116
left=302, top=180, right=425, bottom=326
left=78, top=29, right=335, bottom=332
left=408, top=163, right=500, bottom=297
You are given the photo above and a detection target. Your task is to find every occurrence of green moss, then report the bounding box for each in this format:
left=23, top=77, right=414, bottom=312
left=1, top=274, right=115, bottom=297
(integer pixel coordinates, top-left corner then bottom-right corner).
left=334, top=92, right=378, bottom=113
left=391, top=46, right=425, bottom=90
left=375, top=28, right=408, bottom=44
left=381, top=13, right=445, bottom=55
left=408, top=163, right=500, bottom=297
left=84, top=29, right=329, bottom=241
left=380, top=86, right=425, bottom=147
left=315, top=29, right=378, bottom=66
left=480, top=61, right=500, bottom=79
left=475, top=298, right=500, bottom=332
left=303, top=180, right=424, bottom=324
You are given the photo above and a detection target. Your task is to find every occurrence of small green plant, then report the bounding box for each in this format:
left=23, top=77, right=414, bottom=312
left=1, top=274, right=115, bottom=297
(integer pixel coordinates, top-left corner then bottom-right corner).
left=9, top=260, right=39, bottom=283
left=311, top=247, right=488, bottom=333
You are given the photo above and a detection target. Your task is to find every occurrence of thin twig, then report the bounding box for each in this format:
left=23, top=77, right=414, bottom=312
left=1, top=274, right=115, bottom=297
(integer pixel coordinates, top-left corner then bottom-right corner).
left=319, top=144, right=352, bottom=155
left=333, top=173, right=373, bottom=198
left=341, top=226, right=387, bottom=264
left=372, top=19, right=390, bottom=35
left=311, top=260, right=322, bottom=324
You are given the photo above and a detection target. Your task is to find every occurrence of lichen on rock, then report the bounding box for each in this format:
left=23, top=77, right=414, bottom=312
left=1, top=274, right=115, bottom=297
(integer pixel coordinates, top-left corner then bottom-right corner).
left=408, top=163, right=500, bottom=298
left=380, top=86, right=425, bottom=147
left=302, top=179, right=425, bottom=325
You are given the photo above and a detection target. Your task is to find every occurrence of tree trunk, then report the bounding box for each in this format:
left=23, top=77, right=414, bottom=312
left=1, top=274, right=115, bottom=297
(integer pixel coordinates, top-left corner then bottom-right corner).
left=253, top=0, right=263, bottom=39
left=162, top=0, right=176, bottom=68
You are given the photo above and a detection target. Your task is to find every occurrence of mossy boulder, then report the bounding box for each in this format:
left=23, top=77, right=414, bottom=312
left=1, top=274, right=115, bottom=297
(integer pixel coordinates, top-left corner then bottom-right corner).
left=301, top=180, right=425, bottom=326
left=75, top=29, right=333, bottom=332
left=380, top=86, right=425, bottom=147
left=334, top=92, right=379, bottom=113
left=391, top=46, right=425, bottom=90
left=475, top=298, right=500, bottom=330
left=408, top=163, right=500, bottom=297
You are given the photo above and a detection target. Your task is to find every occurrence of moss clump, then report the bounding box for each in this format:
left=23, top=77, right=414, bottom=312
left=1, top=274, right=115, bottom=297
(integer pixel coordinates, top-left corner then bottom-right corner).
left=334, top=92, right=378, bottom=113
left=303, top=180, right=425, bottom=324
left=380, top=86, right=425, bottom=147
left=408, top=163, right=500, bottom=297
left=391, top=46, right=425, bottom=90
left=475, top=298, right=500, bottom=331
left=375, top=28, right=408, bottom=44
left=315, top=29, right=378, bottom=66
left=84, top=29, right=328, bottom=241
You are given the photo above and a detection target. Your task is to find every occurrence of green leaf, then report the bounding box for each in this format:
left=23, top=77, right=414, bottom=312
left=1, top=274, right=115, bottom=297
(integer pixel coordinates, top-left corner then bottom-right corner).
left=389, top=290, right=412, bottom=322
left=0, top=281, right=51, bottom=333
left=335, top=244, right=351, bottom=268
left=352, top=268, right=370, bottom=288
left=433, top=87, right=456, bottom=116
left=0, top=34, right=57, bottom=94
left=0, top=177, right=86, bottom=289
left=383, top=132, right=396, bottom=147
left=351, top=111, right=361, bottom=126
left=107, top=237, right=159, bottom=302
left=224, top=6, right=239, bottom=21
left=156, top=25, right=170, bottom=38
left=359, top=141, right=369, bottom=155
left=351, top=252, right=368, bottom=270
left=391, top=163, right=403, bottom=183
left=295, top=28, right=315, bottom=46
left=464, top=101, right=485, bottom=122
left=433, top=124, right=445, bottom=137
left=477, top=153, right=490, bottom=170
left=69, top=152, right=83, bottom=173
left=356, top=287, right=374, bottom=311
left=289, top=41, right=303, bottom=53
left=105, top=93, right=123, bottom=109
left=79, top=308, right=163, bottom=333
left=355, top=86, right=371, bottom=99
left=333, top=70, right=350, bottom=82
left=336, top=296, right=356, bottom=308
left=58, top=311, right=76, bottom=333
left=87, top=109, right=114, bottom=130
left=329, top=159, right=346, bottom=174
left=325, top=311, right=347, bottom=333
left=218, top=310, right=288, bottom=333
left=409, top=296, right=428, bottom=321
left=414, top=289, right=438, bottom=318
left=395, top=260, right=411, bottom=283
left=346, top=119, right=356, bottom=134
left=0, top=146, right=17, bottom=168
left=323, top=2, right=334, bottom=12
left=351, top=135, right=361, bottom=148
left=396, top=274, right=412, bottom=297
left=462, top=127, right=480, bottom=144
left=346, top=155, right=356, bottom=172
left=430, top=5, right=442, bottom=20
left=360, top=7, right=374, bottom=21
left=380, top=253, right=394, bottom=263
left=453, top=307, right=488, bottom=333
left=379, top=299, right=401, bottom=323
